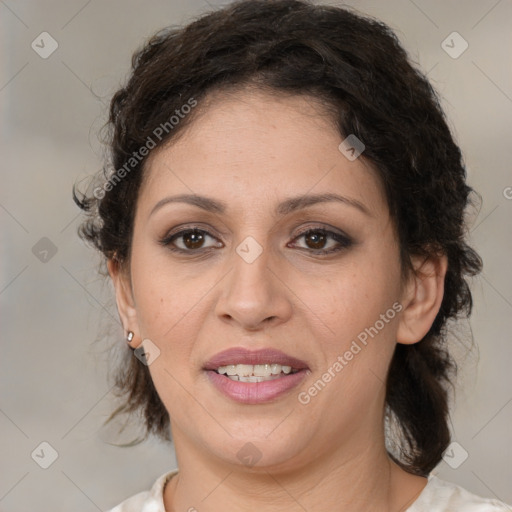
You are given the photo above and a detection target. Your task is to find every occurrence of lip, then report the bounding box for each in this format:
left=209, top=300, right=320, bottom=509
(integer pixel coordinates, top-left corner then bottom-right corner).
left=204, top=347, right=310, bottom=405
left=203, top=347, right=309, bottom=371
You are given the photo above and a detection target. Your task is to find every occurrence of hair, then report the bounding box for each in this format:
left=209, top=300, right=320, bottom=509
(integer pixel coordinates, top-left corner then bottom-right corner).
left=74, top=0, right=482, bottom=476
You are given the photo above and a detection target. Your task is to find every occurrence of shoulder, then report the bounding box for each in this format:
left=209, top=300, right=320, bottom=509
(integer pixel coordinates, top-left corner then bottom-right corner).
left=105, top=470, right=178, bottom=512
left=408, top=475, right=511, bottom=512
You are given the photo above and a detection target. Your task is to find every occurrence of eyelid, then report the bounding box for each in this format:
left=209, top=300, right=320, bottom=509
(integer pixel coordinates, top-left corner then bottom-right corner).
left=161, top=222, right=223, bottom=240
left=159, top=225, right=222, bottom=249
left=288, top=226, right=353, bottom=252
left=160, top=222, right=353, bottom=256
left=291, top=222, right=350, bottom=238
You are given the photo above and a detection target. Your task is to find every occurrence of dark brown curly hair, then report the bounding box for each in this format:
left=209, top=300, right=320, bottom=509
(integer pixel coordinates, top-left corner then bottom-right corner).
left=74, top=0, right=482, bottom=476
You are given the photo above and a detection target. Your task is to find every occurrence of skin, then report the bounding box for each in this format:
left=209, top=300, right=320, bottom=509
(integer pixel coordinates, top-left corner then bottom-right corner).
left=109, top=88, right=448, bottom=512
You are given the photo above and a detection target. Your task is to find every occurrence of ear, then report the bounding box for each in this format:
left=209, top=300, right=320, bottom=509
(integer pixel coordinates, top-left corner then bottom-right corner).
left=107, top=258, right=141, bottom=347
left=396, top=253, right=448, bottom=345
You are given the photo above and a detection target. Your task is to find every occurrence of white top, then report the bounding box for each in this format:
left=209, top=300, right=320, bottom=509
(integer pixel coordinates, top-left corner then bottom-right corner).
left=106, top=470, right=511, bottom=512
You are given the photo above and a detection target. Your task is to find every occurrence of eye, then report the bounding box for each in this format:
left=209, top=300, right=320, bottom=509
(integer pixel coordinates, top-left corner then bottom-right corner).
left=160, top=225, right=352, bottom=255
left=160, top=228, right=222, bottom=252
left=289, top=227, right=352, bottom=254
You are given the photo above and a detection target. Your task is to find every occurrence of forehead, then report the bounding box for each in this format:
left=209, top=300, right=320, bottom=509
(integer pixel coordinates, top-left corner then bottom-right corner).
left=138, top=89, right=387, bottom=220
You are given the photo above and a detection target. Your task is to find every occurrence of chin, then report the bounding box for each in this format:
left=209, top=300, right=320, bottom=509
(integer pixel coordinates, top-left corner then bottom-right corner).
left=204, top=423, right=313, bottom=472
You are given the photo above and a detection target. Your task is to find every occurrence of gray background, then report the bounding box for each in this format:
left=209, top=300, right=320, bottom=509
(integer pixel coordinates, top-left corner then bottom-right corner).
left=1, top=0, right=511, bottom=510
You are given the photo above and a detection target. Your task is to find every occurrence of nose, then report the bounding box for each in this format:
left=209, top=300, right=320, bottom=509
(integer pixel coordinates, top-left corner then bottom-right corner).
left=215, top=242, right=293, bottom=331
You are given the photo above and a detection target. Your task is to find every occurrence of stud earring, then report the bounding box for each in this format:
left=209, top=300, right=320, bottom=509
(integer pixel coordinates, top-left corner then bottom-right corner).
left=126, top=331, right=134, bottom=343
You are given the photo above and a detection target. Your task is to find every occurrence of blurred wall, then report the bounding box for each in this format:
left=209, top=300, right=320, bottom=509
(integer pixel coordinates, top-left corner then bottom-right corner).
left=1, top=0, right=511, bottom=510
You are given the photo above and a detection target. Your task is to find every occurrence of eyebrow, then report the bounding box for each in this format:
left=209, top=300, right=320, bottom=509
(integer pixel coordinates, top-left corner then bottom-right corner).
left=149, top=192, right=371, bottom=218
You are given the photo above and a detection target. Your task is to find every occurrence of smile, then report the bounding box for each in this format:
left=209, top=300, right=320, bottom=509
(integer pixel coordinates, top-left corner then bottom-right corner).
left=204, top=348, right=309, bottom=404
left=216, top=363, right=299, bottom=382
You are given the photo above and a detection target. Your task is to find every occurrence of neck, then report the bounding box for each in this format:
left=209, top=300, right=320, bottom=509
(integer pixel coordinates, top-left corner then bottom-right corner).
left=163, top=427, right=427, bottom=512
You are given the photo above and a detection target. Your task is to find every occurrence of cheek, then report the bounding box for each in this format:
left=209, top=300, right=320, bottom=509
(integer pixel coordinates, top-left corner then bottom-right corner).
left=306, top=255, right=403, bottom=386
left=130, top=242, right=209, bottom=338
left=308, top=258, right=401, bottom=339
left=129, top=251, right=225, bottom=403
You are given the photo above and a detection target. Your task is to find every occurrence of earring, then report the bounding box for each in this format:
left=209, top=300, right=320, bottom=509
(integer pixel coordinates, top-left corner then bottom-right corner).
left=126, top=331, right=134, bottom=343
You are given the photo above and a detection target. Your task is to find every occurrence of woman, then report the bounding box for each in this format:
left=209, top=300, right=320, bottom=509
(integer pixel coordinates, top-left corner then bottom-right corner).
left=74, top=1, right=510, bottom=510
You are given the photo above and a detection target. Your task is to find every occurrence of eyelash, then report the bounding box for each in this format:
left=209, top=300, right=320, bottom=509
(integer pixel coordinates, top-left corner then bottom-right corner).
left=159, top=226, right=353, bottom=256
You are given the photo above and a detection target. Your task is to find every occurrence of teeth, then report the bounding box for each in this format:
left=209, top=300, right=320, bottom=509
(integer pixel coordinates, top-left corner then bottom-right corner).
left=228, top=374, right=283, bottom=382
left=225, top=365, right=237, bottom=376
left=216, top=363, right=298, bottom=380
left=239, top=374, right=282, bottom=383
left=255, top=364, right=272, bottom=377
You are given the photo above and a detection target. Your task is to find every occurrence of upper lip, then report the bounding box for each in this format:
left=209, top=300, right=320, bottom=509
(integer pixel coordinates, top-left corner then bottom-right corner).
left=203, top=347, right=309, bottom=371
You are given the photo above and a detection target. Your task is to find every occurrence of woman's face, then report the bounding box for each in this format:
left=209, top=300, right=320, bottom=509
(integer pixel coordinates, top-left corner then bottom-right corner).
left=118, top=89, right=414, bottom=471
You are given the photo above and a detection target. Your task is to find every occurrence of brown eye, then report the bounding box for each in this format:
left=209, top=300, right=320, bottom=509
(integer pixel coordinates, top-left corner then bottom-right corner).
left=181, top=230, right=206, bottom=250
left=160, top=226, right=352, bottom=256
left=303, top=231, right=328, bottom=250
left=290, top=228, right=352, bottom=255
left=160, top=229, right=222, bottom=252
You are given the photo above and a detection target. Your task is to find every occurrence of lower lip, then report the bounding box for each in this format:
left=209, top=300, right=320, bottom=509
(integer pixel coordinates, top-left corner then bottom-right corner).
left=206, top=370, right=309, bottom=404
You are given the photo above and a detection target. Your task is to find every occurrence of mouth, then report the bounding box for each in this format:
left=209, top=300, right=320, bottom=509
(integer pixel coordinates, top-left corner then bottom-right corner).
left=215, top=363, right=300, bottom=382
left=203, top=347, right=309, bottom=404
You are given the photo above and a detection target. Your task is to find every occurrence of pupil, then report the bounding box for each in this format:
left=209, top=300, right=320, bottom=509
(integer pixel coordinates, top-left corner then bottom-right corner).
left=306, top=232, right=326, bottom=249
left=185, top=231, right=204, bottom=249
